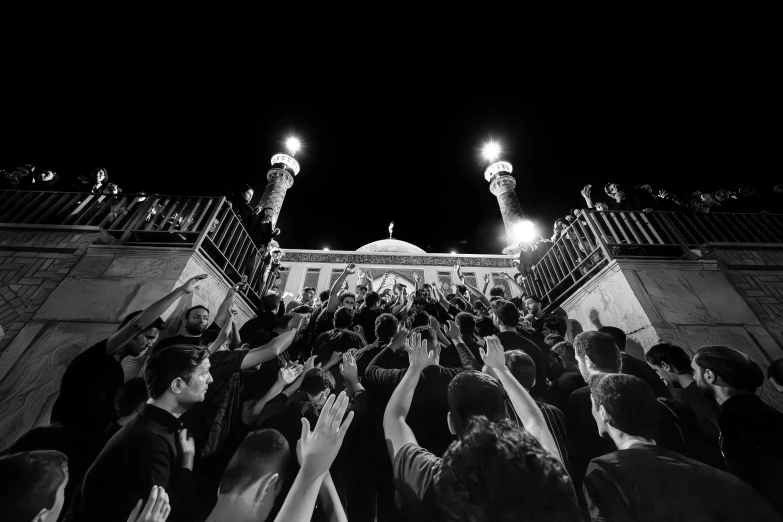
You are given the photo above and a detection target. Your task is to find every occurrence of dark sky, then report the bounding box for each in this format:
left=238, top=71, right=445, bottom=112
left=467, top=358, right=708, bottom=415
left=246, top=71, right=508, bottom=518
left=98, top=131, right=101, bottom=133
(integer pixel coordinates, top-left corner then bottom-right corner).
left=3, top=34, right=775, bottom=255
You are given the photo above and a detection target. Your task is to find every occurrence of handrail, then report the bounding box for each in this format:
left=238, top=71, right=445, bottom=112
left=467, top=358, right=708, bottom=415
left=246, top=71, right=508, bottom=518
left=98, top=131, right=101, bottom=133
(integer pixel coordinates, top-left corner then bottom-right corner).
left=520, top=209, right=783, bottom=313
left=0, top=190, right=271, bottom=310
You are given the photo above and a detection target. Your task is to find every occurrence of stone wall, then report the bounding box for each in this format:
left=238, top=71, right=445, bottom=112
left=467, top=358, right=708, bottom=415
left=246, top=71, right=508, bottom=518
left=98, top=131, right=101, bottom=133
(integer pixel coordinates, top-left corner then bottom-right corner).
left=0, top=240, right=255, bottom=450
left=705, top=249, right=783, bottom=351
left=562, top=258, right=783, bottom=412
left=0, top=227, right=115, bottom=356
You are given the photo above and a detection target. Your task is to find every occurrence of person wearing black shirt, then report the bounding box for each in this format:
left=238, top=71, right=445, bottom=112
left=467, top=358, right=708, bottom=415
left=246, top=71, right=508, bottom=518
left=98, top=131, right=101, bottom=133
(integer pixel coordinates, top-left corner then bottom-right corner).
left=693, top=346, right=783, bottom=515
left=598, top=326, right=672, bottom=399
left=645, top=342, right=724, bottom=469
left=155, top=284, right=238, bottom=354
left=492, top=300, right=545, bottom=391
left=386, top=335, right=579, bottom=522
left=568, top=332, right=685, bottom=501
left=584, top=373, right=780, bottom=521
left=52, top=275, right=208, bottom=441
left=353, top=313, right=399, bottom=378
left=312, top=307, right=366, bottom=392
left=68, top=344, right=210, bottom=522
left=353, top=290, right=383, bottom=344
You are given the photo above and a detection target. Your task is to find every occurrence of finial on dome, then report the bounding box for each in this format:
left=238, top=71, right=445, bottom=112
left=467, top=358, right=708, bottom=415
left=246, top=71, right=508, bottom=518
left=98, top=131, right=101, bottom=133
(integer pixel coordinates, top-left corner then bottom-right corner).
left=389, top=221, right=394, bottom=239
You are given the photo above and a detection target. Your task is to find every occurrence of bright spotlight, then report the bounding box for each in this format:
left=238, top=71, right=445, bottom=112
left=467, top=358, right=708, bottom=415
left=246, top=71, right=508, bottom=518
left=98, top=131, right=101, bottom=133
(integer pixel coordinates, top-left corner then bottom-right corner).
left=285, top=137, right=301, bottom=155
left=451, top=251, right=457, bottom=255
left=512, top=221, right=536, bottom=244
left=323, top=247, right=329, bottom=251
left=482, top=142, right=501, bottom=162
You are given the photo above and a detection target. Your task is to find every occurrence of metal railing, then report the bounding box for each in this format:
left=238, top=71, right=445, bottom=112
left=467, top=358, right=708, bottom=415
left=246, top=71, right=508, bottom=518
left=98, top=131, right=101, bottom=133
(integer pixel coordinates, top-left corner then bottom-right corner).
left=0, top=190, right=271, bottom=309
left=520, top=209, right=783, bottom=311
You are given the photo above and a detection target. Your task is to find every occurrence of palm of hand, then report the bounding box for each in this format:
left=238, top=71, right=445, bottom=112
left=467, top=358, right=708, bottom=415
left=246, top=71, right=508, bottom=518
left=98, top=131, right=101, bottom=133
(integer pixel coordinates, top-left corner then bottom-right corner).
left=280, top=367, right=298, bottom=384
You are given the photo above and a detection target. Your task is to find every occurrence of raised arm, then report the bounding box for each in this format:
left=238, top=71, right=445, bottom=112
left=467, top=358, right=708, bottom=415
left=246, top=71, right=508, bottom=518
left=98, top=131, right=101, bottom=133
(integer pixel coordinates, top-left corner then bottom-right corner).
left=500, top=272, right=525, bottom=298
left=460, top=275, right=491, bottom=308
left=481, top=336, right=562, bottom=462
left=205, top=310, right=234, bottom=354
left=274, top=393, right=354, bottom=522
left=383, top=332, right=435, bottom=459
left=581, top=184, right=594, bottom=209
left=482, top=273, right=491, bottom=296
left=243, top=361, right=304, bottom=425
left=446, top=321, right=482, bottom=371
left=106, top=274, right=207, bottom=356
left=431, top=281, right=450, bottom=310
left=240, top=324, right=299, bottom=370
left=327, top=263, right=356, bottom=314
left=213, top=283, right=242, bottom=329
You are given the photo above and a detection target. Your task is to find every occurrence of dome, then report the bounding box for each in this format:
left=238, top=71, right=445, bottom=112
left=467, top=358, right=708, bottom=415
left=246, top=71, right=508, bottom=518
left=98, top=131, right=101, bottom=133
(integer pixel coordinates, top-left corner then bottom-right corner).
left=356, top=238, right=426, bottom=254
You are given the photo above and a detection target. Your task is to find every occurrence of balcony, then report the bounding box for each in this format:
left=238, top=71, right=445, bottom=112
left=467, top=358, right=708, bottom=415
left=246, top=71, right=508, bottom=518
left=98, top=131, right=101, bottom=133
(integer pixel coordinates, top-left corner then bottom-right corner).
left=0, top=190, right=269, bottom=310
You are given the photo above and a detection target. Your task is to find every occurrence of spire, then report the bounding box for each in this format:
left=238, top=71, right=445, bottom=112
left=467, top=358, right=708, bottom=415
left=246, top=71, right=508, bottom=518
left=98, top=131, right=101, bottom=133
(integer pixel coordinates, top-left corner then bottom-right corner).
left=389, top=221, right=394, bottom=239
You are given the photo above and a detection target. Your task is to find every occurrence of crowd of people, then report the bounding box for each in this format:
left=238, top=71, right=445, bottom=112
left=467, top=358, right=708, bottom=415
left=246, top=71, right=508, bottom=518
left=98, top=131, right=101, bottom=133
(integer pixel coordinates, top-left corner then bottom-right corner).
left=2, top=165, right=123, bottom=194
left=2, top=258, right=783, bottom=521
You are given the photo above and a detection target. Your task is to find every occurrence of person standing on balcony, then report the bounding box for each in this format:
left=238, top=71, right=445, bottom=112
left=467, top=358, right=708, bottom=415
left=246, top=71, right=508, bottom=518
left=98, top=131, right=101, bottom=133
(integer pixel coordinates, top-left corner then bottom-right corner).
left=29, top=169, right=60, bottom=190
left=73, top=167, right=110, bottom=193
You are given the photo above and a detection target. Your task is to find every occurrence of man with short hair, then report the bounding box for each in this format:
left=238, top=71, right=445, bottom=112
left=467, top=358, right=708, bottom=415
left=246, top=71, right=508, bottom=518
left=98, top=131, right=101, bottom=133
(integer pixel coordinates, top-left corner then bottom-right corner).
left=598, top=325, right=672, bottom=398
left=645, top=343, right=722, bottom=459
left=69, top=344, right=210, bottom=522
left=313, top=307, right=366, bottom=391
left=386, top=335, right=578, bottom=521
left=584, top=373, right=780, bottom=521
left=568, top=332, right=685, bottom=498
left=353, top=290, right=383, bottom=344
left=206, top=429, right=290, bottom=522
left=0, top=450, right=69, bottom=522
left=52, top=275, right=207, bottom=441
left=354, top=313, right=399, bottom=377
left=693, top=346, right=783, bottom=514
left=314, top=264, right=357, bottom=336
left=524, top=295, right=545, bottom=329
left=492, top=300, right=545, bottom=391
left=286, top=286, right=316, bottom=313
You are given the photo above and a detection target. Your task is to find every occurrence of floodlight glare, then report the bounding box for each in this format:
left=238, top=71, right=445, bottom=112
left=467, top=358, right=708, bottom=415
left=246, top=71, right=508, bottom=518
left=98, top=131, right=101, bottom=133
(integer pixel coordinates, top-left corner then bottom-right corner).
left=285, top=137, right=301, bottom=155
left=482, top=142, right=501, bottom=162
left=512, top=221, right=536, bottom=244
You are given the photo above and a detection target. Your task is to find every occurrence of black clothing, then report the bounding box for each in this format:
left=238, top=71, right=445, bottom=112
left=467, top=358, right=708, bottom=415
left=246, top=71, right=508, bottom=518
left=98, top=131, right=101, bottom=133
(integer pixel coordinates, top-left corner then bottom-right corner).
left=544, top=371, right=586, bottom=411
left=51, top=339, right=123, bottom=437
left=353, top=338, right=391, bottom=378
left=584, top=444, right=780, bottom=522
left=566, top=385, right=685, bottom=496
left=365, top=349, right=464, bottom=456
left=68, top=404, right=196, bottom=522
left=239, top=311, right=278, bottom=347
left=672, top=381, right=720, bottom=438
left=718, top=394, right=783, bottom=515
left=620, top=352, right=672, bottom=399
left=506, top=400, right=571, bottom=471
left=392, top=443, right=442, bottom=521
left=313, top=328, right=366, bottom=392
left=496, top=330, right=545, bottom=394
left=353, top=306, right=383, bottom=344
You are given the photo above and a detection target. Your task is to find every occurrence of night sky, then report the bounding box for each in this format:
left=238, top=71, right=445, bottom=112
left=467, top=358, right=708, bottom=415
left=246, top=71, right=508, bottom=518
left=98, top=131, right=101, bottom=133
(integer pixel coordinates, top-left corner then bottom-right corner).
left=3, top=37, right=775, bottom=255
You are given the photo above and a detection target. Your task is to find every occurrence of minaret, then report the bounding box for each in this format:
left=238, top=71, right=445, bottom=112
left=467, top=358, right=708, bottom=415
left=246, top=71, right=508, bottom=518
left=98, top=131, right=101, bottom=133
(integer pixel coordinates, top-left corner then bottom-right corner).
left=259, top=138, right=301, bottom=228
left=484, top=159, right=525, bottom=253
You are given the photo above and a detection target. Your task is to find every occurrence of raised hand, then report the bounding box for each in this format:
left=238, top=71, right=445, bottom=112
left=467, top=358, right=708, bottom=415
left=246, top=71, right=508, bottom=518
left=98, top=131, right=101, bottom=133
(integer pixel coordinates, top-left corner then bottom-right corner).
left=339, top=351, right=359, bottom=384
left=126, top=486, right=171, bottom=522
left=303, top=355, right=319, bottom=372
left=389, top=325, right=410, bottom=352
left=413, top=272, right=421, bottom=284
left=344, top=263, right=357, bottom=275
left=446, top=320, right=461, bottom=341
left=581, top=184, right=592, bottom=199
left=289, top=313, right=307, bottom=331
left=280, top=362, right=304, bottom=384
left=299, top=392, right=355, bottom=477
left=480, top=335, right=506, bottom=370
left=408, top=331, right=437, bottom=372
left=427, top=314, right=440, bottom=333
left=483, top=273, right=491, bottom=284
left=324, top=351, right=343, bottom=369
left=180, top=274, right=208, bottom=294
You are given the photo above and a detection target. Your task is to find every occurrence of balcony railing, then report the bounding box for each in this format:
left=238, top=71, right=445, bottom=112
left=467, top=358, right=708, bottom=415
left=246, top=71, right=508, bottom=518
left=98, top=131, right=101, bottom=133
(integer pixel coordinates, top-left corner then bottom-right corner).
left=520, top=209, right=783, bottom=312
left=0, top=190, right=270, bottom=308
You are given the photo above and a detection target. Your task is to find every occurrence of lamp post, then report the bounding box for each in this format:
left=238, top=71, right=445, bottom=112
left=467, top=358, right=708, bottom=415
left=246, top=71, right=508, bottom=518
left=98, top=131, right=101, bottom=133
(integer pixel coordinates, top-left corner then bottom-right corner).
left=482, top=142, right=527, bottom=254
left=259, top=137, right=302, bottom=228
